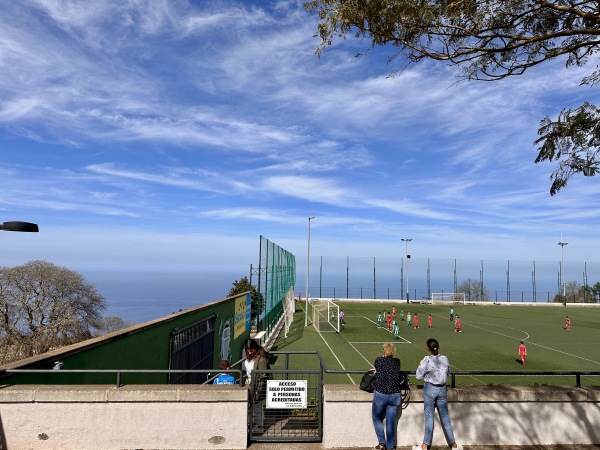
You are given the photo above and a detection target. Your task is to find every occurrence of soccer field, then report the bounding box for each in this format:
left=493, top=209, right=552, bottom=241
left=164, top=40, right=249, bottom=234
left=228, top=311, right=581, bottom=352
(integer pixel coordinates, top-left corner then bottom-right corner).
left=271, top=301, right=600, bottom=386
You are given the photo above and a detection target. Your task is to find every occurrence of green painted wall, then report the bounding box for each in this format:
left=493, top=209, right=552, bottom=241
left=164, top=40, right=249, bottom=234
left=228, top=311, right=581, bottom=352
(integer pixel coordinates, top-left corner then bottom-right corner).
left=1, top=293, right=252, bottom=385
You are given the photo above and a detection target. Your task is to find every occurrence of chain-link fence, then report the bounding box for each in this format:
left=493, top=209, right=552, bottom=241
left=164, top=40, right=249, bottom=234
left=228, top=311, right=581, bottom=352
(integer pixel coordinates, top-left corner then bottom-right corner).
left=302, top=256, right=600, bottom=303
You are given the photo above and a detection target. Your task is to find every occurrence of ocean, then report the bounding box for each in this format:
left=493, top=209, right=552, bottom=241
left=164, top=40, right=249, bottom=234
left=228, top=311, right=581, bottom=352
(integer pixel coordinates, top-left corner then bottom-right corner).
left=85, top=256, right=600, bottom=324
left=85, top=271, right=242, bottom=323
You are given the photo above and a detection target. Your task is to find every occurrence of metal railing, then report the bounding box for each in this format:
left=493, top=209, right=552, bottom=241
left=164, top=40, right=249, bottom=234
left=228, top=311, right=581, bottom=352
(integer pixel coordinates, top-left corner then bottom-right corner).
left=0, top=368, right=243, bottom=387
left=446, top=370, right=600, bottom=388
left=269, top=351, right=600, bottom=389
left=1, top=351, right=599, bottom=389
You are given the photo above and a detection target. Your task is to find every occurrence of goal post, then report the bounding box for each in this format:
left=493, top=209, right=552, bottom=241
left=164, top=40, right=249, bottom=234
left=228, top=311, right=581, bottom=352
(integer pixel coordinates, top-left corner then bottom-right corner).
left=328, top=301, right=340, bottom=332
left=431, top=292, right=466, bottom=304
left=312, top=300, right=340, bottom=332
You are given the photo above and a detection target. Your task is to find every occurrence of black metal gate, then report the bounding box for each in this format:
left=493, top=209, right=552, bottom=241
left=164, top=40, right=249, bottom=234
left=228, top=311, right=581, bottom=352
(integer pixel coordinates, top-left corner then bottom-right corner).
left=248, top=369, right=322, bottom=442
left=169, top=315, right=215, bottom=384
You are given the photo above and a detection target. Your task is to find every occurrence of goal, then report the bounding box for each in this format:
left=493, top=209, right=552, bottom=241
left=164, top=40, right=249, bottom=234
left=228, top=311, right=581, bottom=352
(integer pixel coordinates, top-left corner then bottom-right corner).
left=431, top=293, right=466, bottom=304
left=312, top=300, right=340, bottom=332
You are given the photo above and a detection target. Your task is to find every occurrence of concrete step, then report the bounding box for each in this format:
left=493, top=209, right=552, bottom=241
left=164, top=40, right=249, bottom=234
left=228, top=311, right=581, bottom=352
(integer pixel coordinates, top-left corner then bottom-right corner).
left=247, top=444, right=600, bottom=450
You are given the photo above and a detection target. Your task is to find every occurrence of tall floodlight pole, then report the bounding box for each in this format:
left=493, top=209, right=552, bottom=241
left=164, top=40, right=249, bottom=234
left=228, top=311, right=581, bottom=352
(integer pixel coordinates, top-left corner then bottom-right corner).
left=558, top=234, right=568, bottom=306
left=305, top=216, right=315, bottom=326
left=401, top=238, right=412, bottom=303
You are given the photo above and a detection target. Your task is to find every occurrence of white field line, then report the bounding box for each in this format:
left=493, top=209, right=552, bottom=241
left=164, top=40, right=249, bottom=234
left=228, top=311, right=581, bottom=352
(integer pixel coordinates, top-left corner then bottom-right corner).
left=406, top=311, right=491, bottom=385
left=424, top=308, right=600, bottom=367
left=347, top=342, right=373, bottom=367
left=351, top=315, right=482, bottom=385
left=319, top=316, right=411, bottom=384
left=469, top=321, right=531, bottom=341
left=362, top=317, right=412, bottom=343
left=464, top=321, right=600, bottom=366
left=315, top=328, right=355, bottom=383
left=344, top=308, right=600, bottom=384
left=525, top=341, right=600, bottom=366
left=343, top=309, right=495, bottom=384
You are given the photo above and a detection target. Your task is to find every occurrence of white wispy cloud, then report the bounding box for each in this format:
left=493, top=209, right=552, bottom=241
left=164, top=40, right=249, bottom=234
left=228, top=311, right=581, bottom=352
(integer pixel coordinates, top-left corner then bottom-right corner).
left=364, top=199, right=459, bottom=221
left=2, top=0, right=600, bottom=280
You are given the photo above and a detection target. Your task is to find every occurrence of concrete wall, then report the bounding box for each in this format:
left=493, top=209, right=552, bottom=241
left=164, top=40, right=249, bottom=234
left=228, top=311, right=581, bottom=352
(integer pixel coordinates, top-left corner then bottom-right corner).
left=0, top=384, right=599, bottom=449
left=324, top=385, right=600, bottom=448
left=0, top=385, right=248, bottom=450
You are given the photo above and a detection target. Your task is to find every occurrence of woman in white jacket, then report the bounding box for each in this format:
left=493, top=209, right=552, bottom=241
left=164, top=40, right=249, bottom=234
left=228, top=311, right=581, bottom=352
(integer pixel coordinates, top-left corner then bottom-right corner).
left=413, top=338, right=462, bottom=450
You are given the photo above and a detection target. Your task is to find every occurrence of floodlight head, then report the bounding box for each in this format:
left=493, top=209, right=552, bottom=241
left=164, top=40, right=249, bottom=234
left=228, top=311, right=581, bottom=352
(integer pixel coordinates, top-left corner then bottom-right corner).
left=0, top=221, right=39, bottom=232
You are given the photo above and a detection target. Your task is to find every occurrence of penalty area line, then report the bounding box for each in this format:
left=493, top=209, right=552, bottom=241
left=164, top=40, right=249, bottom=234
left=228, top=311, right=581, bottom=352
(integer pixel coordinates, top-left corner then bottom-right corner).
left=315, top=330, right=355, bottom=383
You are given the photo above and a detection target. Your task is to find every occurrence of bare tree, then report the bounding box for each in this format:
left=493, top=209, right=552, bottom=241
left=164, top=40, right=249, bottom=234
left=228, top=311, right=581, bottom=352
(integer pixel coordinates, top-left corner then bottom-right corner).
left=93, top=316, right=136, bottom=335
left=457, top=277, right=490, bottom=302
left=0, top=260, right=106, bottom=362
left=553, top=280, right=597, bottom=303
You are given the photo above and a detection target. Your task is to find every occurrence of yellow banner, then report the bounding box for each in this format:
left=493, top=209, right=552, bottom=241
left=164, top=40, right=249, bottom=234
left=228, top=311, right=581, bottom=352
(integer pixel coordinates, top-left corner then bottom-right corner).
left=234, top=293, right=250, bottom=339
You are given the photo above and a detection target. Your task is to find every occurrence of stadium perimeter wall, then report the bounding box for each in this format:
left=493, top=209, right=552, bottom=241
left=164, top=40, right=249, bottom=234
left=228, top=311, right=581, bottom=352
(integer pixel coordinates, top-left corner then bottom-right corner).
left=316, top=297, right=600, bottom=307
left=0, top=384, right=598, bottom=449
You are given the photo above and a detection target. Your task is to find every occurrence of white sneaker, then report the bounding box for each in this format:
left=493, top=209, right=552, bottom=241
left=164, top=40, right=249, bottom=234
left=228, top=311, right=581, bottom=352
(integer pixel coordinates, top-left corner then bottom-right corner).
left=454, top=445, right=464, bottom=450
left=411, top=446, right=422, bottom=450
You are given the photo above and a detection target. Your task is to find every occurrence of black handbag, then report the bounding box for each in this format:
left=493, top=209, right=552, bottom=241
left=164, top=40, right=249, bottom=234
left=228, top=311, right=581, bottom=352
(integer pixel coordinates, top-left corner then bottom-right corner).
left=359, top=370, right=376, bottom=393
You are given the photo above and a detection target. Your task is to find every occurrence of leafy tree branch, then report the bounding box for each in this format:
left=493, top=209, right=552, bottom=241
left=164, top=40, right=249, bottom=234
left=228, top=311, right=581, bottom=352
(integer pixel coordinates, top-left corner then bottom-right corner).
left=304, top=0, right=600, bottom=193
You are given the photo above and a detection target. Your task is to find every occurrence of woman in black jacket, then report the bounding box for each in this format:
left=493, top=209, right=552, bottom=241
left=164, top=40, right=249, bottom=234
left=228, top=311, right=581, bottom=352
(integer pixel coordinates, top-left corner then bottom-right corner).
left=244, top=339, right=270, bottom=433
left=371, top=342, right=402, bottom=450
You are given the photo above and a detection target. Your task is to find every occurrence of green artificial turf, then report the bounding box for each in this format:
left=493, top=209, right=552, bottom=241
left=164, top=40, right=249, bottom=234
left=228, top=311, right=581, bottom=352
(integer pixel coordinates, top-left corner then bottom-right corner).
left=270, top=301, right=600, bottom=386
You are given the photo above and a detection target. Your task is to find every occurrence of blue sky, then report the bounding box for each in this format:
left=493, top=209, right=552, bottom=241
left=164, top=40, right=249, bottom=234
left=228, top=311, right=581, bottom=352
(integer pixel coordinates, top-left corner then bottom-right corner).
left=2, top=0, right=600, bottom=290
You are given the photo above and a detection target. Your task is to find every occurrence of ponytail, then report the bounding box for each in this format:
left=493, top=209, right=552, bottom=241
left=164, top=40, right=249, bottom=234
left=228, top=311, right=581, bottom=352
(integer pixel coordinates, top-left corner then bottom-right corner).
left=426, top=338, right=439, bottom=356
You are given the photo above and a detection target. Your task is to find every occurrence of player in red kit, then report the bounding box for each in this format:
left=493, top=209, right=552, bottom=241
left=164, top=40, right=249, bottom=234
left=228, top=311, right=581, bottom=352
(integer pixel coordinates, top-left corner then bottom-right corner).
left=518, top=341, right=527, bottom=365
left=427, top=314, right=433, bottom=328
left=386, top=311, right=392, bottom=330
left=565, top=316, right=571, bottom=330
left=414, top=313, right=420, bottom=329
left=455, top=316, right=461, bottom=332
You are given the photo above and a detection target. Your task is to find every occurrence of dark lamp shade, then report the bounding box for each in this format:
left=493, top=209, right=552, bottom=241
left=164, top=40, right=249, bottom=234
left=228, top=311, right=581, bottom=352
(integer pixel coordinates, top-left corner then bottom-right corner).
left=0, top=221, right=39, bottom=232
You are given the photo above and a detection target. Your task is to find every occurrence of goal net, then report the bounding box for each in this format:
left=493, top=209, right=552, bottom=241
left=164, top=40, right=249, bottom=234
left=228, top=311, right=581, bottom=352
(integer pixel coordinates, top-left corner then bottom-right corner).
left=431, top=293, right=466, bottom=304
left=312, top=300, right=340, bottom=332
left=305, top=298, right=319, bottom=327
left=282, top=287, right=296, bottom=337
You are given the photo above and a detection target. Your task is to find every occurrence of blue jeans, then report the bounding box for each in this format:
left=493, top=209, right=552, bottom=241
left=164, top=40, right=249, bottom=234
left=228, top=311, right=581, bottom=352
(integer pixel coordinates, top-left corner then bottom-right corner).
left=372, top=390, right=401, bottom=449
left=422, top=382, right=455, bottom=446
